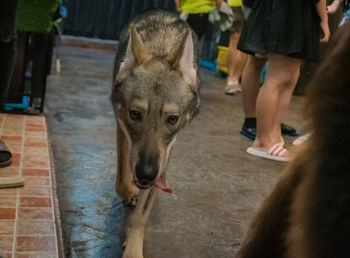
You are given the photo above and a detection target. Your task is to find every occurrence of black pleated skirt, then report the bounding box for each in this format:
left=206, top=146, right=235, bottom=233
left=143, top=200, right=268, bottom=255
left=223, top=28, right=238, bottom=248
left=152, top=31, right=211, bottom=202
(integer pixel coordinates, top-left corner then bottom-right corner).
left=238, top=0, right=321, bottom=61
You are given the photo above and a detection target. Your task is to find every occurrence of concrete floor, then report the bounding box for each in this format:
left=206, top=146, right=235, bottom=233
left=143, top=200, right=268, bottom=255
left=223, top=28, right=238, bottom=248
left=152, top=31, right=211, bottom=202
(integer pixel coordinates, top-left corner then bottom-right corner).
left=45, top=46, right=305, bottom=258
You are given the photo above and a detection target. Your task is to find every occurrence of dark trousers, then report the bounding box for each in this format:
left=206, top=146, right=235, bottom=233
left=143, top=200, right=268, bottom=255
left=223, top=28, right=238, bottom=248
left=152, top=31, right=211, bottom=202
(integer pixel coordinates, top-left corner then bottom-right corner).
left=30, top=33, right=54, bottom=100
left=186, top=13, right=209, bottom=40
left=0, top=0, right=20, bottom=110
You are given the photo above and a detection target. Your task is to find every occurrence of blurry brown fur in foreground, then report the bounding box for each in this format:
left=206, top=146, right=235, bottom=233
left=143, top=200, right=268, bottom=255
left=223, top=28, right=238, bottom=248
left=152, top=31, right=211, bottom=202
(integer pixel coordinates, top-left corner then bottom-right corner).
left=236, top=22, right=350, bottom=258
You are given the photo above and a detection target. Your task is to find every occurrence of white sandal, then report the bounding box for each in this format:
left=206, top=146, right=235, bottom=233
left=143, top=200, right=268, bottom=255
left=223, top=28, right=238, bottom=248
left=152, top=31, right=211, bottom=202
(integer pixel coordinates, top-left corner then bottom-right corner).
left=247, top=143, right=290, bottom=162
left=292, top=134, right=310, bottom=146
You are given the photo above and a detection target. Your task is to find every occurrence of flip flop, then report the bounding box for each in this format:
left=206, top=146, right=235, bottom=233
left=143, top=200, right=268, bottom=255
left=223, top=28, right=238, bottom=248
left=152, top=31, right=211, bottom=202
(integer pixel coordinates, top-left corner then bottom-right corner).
left=224, top=84, right=242, bottom=95
left=0, top=140, right=12, bottom=168
left=247, top=143, right=290, bottom=162
left=292, top=134, right=310, bottom=146
left=0, top=176, right=25, bottom=189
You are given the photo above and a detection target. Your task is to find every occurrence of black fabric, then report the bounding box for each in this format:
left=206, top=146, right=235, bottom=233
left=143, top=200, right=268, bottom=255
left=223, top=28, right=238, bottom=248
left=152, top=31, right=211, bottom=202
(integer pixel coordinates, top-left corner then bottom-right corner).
left=238, top=0, right=321, bottom=61
left=0, top=0, right=19, bottom=41
left=30, top=33, right=55, bottom=99
left=186, top=13, right=209, bottom=40
left=0, top=0, right=20, bottom=110
left=0, top=40, right=17, bottom=110
left=243, top=0, right=256, bottom=8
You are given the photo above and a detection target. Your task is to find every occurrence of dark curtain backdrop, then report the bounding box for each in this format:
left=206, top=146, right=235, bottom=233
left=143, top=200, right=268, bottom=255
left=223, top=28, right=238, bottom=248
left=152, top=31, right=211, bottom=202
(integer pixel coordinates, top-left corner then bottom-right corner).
left=62, top=0, right=176, bottom=40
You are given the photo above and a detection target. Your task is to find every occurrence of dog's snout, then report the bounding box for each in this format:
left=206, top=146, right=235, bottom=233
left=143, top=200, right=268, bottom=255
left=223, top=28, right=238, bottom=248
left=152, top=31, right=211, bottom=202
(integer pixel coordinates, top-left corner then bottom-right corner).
left=135, top=153, right=159, bottom=183
left=135, top=163, right=158, bottom=182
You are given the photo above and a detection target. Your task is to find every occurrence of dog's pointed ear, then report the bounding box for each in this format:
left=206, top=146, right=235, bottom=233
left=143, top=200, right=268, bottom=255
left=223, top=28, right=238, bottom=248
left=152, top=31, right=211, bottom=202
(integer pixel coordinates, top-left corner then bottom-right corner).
left=169, top=30, right=197, bottom=89
left=129, top=23, right=152, bottom=64
left=119, top=23, right=152, bottom=75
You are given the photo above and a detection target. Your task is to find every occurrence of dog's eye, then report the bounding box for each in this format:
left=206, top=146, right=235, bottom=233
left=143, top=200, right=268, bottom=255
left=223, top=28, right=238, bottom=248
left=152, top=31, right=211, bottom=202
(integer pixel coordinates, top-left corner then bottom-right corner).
left=167, top=115, right=178, bottom=124
left=130, top=110, right=141, bottom=120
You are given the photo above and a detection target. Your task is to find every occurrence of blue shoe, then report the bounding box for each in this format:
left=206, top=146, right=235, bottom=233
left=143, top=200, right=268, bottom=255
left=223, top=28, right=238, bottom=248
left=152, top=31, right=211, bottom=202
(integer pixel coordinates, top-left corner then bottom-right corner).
left=240, top=123, right=299, bottom=140
left=281, top=124, right=300, bottom=137
left=240, top=125, right=256, bottom=140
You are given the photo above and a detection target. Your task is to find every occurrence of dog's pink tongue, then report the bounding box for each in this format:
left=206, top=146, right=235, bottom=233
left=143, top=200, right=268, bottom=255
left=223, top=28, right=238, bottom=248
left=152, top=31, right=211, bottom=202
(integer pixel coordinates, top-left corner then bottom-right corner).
left=154, top=172, right=172, bottom=193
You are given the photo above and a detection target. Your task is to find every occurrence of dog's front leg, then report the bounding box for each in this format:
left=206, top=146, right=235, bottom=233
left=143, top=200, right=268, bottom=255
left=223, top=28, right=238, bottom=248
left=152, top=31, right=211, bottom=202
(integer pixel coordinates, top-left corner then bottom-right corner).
left=123, top=187, right=158, bottom=258
left=116, top=124, right=140, bottom=207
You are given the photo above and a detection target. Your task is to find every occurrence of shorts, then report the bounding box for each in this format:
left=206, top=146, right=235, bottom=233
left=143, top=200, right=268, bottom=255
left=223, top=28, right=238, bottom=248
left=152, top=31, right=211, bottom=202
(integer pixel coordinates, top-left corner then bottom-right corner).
left=229, top=6, right=245, bottom=34
left=186, top=13, right=209, bottom=40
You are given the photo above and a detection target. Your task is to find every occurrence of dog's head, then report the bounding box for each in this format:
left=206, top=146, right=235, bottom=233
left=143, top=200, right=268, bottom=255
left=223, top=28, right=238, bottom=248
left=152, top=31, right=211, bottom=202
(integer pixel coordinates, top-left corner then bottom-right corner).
left=112, top=23, right=199, bottom=191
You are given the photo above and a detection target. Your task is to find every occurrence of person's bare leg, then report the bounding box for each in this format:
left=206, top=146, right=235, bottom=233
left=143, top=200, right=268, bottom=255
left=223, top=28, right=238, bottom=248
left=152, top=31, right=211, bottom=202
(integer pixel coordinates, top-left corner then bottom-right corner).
left=253, top=55, right=301, bottom=154
left=272, top=66, right=301, bottom=141
left=226, top=32, right=248, bottom=94
left=227, top=33, right=240, bottom=85
left=241, top=55, right=267, bottom=118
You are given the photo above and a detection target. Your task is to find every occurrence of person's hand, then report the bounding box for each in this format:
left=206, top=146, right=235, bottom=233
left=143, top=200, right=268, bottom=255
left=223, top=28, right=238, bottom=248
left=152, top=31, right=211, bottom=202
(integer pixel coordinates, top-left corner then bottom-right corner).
left=215, top=0, right=222, bottom=12
left=320, top=20, right=330, bottom=42
left=327, top=0, right=341, bottom=14
left=174, top=0, right=181, bottom=13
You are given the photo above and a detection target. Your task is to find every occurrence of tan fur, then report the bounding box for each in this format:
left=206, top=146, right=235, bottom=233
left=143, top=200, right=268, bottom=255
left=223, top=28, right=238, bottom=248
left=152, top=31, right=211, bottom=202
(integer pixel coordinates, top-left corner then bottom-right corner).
left=130, top=24, right=152, bottom=64
left=116, top=123, right=140, bottom=205
left=166, top=29, right=190, bottom=67
left=123, top=188, right=158, bottom=258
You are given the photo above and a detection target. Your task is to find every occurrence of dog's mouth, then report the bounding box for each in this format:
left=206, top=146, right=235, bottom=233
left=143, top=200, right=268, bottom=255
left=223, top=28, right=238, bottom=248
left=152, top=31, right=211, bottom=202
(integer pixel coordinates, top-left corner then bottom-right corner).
left=133, top=172, right=172, bottom=193
left=133, top=174, right=152, bottom=189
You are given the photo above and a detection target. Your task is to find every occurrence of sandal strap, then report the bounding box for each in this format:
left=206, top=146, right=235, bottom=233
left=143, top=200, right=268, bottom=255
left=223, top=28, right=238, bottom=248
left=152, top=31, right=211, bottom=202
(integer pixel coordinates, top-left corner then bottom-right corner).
left=268, top=144, right=287, bottom=157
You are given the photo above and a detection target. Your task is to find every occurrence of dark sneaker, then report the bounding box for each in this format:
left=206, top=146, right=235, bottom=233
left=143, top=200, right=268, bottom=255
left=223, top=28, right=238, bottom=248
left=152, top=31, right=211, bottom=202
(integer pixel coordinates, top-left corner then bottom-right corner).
left=281, top=124, right=300, bottom=137
left=240, top=125, right=256, bottom=140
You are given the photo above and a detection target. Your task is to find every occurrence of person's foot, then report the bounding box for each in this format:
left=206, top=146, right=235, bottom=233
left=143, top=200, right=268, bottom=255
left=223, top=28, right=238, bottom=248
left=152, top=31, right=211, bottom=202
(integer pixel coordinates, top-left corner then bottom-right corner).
left=281, top=123, right=300, bottom=136
left=241, top=123, right=299, bottom=140
left=247, top=143, right=291, bottom=162
left=224, top=83, right=241, bottom=95
left=240, top=123, right=256, bottom=140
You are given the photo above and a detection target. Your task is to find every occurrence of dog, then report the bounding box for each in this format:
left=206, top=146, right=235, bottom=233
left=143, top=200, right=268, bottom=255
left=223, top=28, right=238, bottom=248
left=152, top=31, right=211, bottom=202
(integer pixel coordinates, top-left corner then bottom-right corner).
left=111, top=10, right=199, bottom=258
left=236, top=23, right=350, bottom=258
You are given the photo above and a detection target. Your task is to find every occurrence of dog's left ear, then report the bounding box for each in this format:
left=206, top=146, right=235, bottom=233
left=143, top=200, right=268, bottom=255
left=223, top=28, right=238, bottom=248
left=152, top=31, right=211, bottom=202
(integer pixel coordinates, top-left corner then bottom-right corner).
left=118, top=23, right=153, bottom=77
left=169, top=30, right=197, bottom=91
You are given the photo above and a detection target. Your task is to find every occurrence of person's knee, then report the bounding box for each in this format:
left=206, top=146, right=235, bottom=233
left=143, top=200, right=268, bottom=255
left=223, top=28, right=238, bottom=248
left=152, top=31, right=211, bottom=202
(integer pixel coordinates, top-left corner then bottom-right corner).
left=269, top=71, right=298, bottom=90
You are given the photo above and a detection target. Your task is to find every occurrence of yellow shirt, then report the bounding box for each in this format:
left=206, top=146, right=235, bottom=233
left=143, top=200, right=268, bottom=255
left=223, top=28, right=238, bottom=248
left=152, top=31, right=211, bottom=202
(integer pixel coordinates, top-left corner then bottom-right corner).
left=181, top=0, right=216, bottom=14
left=228, top=0, right=242, bottom=7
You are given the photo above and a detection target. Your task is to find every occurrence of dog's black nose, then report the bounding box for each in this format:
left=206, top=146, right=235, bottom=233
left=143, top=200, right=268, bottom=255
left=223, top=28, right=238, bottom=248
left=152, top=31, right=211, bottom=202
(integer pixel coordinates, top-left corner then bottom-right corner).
left=135, top=163, right=158, bottom=182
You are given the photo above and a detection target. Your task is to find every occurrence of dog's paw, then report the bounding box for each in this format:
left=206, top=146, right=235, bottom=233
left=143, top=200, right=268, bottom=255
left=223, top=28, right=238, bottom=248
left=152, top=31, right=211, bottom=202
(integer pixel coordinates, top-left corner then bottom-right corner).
left=122, top=195, right=138, bottom=208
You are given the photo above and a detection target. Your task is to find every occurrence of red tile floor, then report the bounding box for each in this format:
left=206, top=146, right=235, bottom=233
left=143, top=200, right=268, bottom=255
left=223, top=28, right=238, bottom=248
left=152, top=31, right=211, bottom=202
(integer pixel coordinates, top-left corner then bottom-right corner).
left=0, top=114, right=60, bottom=258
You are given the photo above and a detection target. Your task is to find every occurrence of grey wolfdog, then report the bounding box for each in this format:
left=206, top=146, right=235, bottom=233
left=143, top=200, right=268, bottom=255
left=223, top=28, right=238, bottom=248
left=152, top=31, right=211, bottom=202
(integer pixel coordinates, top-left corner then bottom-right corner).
left=111, top=10, right=199, bottom=258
